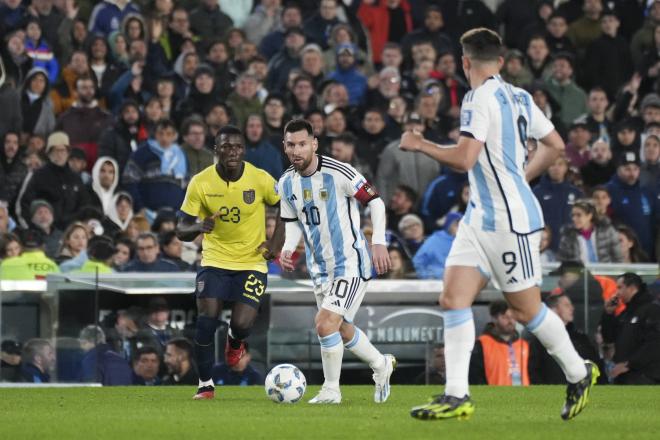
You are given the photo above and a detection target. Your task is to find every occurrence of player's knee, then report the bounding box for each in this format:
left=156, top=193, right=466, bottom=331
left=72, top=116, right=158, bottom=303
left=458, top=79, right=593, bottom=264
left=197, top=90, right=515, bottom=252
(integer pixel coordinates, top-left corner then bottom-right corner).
left=195, top=316, right=220, bottom=345
left=509, top=307, right=533, bottom=325
left=439, top=294, right=460, bottom=310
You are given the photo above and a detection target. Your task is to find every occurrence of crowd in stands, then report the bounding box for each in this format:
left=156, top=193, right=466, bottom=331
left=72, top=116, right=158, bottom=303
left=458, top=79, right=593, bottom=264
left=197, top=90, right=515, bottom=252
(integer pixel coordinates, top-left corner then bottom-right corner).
left=0, top=0, right=659, bottom=384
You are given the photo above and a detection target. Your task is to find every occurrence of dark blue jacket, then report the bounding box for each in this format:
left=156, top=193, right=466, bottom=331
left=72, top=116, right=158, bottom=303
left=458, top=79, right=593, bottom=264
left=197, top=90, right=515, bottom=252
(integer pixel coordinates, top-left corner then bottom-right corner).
left=245, top=140, right=284, bottom=180
left=122, top=144, right=187, bottom=212
left=328, top=67, right=368, bottom=106
left=606, top=175, right=657, bottom=258
left=212, top=363, right=264, bottom=386
left=533, top=176, right=583, bottom=251
left=20, top=363, right=50, bottom=383
left=79, top=343, right=133, bottom=385
left=259, top=30, right=285, bottom=60
left=121, top=258, right=181, bottom=273
left=88, top=1, right=141, bottom=36
left=420, top=170, right=468, bottom=232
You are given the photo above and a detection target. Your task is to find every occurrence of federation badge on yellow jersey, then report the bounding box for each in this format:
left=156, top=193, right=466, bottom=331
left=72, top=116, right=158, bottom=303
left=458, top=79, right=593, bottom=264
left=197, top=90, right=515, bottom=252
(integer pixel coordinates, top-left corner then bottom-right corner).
left=243, top=189, right=255, bottom=204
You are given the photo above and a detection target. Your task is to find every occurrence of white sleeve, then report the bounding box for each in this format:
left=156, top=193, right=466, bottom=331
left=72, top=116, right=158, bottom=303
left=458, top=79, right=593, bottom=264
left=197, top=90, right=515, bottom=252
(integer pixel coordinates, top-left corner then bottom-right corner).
left=277, top=177, right=297, bottom=221
left=368, top=197, right=387, bottom=246
left=282, top=221, right=303, bottom=253
left=528, top=99, right=555, bottom=140
left=459, top=91, right=490, bottom=143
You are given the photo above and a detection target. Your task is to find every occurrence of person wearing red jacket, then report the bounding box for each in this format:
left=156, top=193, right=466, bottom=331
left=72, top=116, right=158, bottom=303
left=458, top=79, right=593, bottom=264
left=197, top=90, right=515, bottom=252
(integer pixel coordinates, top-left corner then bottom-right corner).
left=357, top=0, right=413, bottom=65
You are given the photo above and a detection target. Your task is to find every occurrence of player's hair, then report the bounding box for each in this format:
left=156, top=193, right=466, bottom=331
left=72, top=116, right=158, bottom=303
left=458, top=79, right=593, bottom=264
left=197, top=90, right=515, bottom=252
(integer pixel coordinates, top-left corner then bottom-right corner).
left=284, top=118, right=314, bottom=136
left=22, top=338, right=52, bottom=363
left=215, top=125, right=244, bottom=146
left=166, top=338, right=193, bottom=361
left=617, top=272, right=646, bottom=292
left=132, top=346, right=159, bottom=364
left=460, top=28, right=503, bottom=62
left=488, top=299, right=509, bottom=317
left=332, top=132, right=357, bottom=147
left=545, top=293, right=567, bottom=310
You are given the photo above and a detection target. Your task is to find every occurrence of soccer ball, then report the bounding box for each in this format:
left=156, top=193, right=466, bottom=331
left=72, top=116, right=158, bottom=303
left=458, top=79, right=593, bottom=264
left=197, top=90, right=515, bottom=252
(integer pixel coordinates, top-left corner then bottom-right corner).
left=265, top=364, right=306, bottom=404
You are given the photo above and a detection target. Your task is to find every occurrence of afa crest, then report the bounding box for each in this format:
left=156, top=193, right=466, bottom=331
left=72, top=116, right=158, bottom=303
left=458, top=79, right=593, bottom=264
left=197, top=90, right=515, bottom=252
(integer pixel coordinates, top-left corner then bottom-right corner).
left=243, top=189, right=256, bottom=204
left=303, top=189, right=313, bottom=202
left=319, top=188, right=329, bottom=201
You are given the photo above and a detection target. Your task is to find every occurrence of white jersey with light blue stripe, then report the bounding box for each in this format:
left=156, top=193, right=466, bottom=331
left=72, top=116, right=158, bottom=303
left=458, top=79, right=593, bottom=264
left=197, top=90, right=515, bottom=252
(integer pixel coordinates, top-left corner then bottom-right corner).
left=459, top=75, right=555, bottom=234
left=277, top=155, right=373, bottom=286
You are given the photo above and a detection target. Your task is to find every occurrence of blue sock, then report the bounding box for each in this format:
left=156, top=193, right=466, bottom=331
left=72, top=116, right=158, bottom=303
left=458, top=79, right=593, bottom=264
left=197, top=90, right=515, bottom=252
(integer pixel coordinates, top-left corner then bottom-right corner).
left=194, top=316, right=219, bottom=382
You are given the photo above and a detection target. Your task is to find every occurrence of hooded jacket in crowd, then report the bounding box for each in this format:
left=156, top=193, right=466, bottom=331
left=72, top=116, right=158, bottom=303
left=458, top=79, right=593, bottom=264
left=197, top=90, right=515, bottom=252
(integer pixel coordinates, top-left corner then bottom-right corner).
left=20, top=67, right=56, bottom=137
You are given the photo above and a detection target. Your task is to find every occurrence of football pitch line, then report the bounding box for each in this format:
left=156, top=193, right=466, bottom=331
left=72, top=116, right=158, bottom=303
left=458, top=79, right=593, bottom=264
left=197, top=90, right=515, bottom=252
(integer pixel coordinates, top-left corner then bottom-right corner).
left=0, top=385, right=657, bottom=439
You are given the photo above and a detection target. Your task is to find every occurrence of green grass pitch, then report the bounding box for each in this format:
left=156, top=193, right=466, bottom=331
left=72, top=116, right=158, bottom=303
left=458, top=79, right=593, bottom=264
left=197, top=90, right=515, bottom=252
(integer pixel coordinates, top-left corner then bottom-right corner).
left=1, top=385, right=658, bottom=439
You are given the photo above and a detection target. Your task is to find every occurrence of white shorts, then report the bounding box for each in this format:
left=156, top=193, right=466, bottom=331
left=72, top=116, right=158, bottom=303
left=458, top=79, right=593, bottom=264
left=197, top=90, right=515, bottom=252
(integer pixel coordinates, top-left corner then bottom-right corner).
left=446, top=222, right=542, bottom=292
left=314, top=277, right=367, bottom=322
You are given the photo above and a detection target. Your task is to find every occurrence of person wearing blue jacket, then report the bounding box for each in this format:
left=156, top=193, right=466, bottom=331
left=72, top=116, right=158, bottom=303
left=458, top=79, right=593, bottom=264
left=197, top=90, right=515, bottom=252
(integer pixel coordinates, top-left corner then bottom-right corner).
left=88, top=0, right=140, bottom=37
left=413, top=212, right=462, bottom=280
left=122, top=119, right=187, bottom=212
left=606, top=151, right=658, bottom=259
left=533, top=156, right=583, bottom=251
left=327, top=43, right=367, bottom=106
left=24, top=18, right=59, bottom=83
left=420, top=169, right=468, bottom=232
left=78, top=325, right=133, bottom=385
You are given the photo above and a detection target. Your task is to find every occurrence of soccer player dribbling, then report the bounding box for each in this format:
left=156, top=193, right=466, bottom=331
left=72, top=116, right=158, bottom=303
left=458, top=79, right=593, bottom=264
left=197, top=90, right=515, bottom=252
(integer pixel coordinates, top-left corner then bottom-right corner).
left=278, top=119, right=396, bottom=404
left=401, top=28, right=599, bottom=421
left=177, top=125, right=284, bottom=400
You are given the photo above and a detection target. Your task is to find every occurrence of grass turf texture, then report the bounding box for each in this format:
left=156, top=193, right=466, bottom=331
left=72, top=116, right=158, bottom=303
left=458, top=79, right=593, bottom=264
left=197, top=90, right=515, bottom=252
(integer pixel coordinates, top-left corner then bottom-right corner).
left=1, top=385, right=657, bottom=439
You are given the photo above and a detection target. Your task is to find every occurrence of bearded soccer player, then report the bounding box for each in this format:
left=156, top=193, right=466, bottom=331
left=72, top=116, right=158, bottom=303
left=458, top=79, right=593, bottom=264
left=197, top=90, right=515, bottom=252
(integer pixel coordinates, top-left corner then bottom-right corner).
left=177, top=125, right=283, bottom=400
left=278, top=119, right=396, bottom=404
left=401, top=28, right=598, bottom=421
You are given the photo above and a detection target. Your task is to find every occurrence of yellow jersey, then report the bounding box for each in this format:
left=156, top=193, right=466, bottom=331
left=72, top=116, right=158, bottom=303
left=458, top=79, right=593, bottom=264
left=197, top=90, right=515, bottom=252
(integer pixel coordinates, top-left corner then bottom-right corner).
left=180, top=162, right=280, bottom=272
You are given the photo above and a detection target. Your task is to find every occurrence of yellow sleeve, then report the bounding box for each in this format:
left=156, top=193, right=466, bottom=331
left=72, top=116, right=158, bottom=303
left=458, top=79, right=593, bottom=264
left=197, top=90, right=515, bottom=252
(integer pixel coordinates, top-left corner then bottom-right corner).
left=180, top=175, right=202, bottom=217
left=261, top=170, right=280, bottom=206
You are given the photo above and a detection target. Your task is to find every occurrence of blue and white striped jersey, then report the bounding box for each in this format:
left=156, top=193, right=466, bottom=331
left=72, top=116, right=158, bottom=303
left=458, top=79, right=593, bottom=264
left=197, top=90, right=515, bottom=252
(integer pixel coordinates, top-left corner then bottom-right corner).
left=277, top=155, right=374, bottom=286
left=460, top=75, right=555, bottom=234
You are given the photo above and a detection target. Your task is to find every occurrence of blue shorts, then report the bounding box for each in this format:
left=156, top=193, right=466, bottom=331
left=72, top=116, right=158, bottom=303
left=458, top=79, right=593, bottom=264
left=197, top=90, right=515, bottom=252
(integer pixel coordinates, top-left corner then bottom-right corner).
left=195, top=267, right=268, bottom=309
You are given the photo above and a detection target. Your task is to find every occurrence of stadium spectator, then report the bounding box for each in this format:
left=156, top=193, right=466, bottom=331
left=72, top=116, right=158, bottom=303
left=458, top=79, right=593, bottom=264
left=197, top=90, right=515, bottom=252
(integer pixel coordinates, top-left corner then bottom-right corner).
left=415, top=344, right=446, bottom=385
left=0, top=232, right=22, bottom=260
left=258, top=3, right=303, bottom=60
left=159, top=230, right=191, bottom=271
left=132, top=346, right=161, bottom=385
left=106, top=192, right=134, bottom=234
left=469, top=301, right=530, bottom=386
left=533, top=156, right=584, bottom=251
left=528, top=80, right=566, bottom=138
left=496, top=0, right=540, bottom=50
left=122, top=119, right=187, bottom=212
left=179, top=117, right=212, bottom=177
left=24, top=18, right=59, bottom=84
left=386, top=184, right=417, bottom=232
left=398, top=213, right=425, bottom=256
left=1, top=132, right=28, bottom=212
left=557, top=198, right=622, bottom=263
left=303, top=0, right=340, bottom=50
left=329, top=132, right=371, bottom=184
left=19, top=132, right=89, bottom=229
left=266, top=27, right=305, bottom=93
left=86, top=35, right=123, bottom=101
left=579, top=87, right=611, bottom=143
left=529, top=294, right=603, bottom=384
left=381, top=246, right=413, bottom=280
left=73, top=235, right=115, bottom=274
left=611, top=119, right=641, bottom=162
left=0, top=202, right=14, bottom=236
left=580, top=139, right=616, bottom=190
left=419, top=169, right=468, bottom=232
left=20, top=338, right=55, bottom=383
left=243, top=0, right=282, bottom=45
left=97, top=99, right=141, bottom=175
left=189, top=0, right=233, bottom=42
left=55, top=75, right=113, bottom=168
left=617, top=224, right=649, bottom=264
left=606, top=151, right=657, bottom=259
left=501, top=49, right=533, bottom=88
left=0, top=339, right=22, bottom=382
left=413, top=212, right=461, bottom=280
left=601, top=273, right=660, bottom=384
left=111, top=236, right=134, bottom=269
left=582, top=8, right=633, bottom=100
left=0, top=56, right=22, bottom=140
left=228, top=73, right=263, bottom=129
left=357, top=0, right=413, bottom=66
left=87, top=0, right=140, bottom=37
left=50, top=50, right=90, bottom=115
left=0, top=228, right=59, bottom=280
left=151, top=207, right=177, bottom=234
left=78, top=324, right=133, bottom=385
left=163, top=338, right=197, bottom=385
left=55, top=222, right=88, bottom=265
left=141, top=296, right=176, bottom=351
left=121, top=232, right=179, bottom=272
left=631, top=0, right=660, bottom=66
left=0, top=0, right=27, bottom=34
left=540, top=225, right=557, bottom=264
left=566, top=0, right=603, bottom=57
left=545, top=52, right=588, bottom=126
left=243, top=114, right=284, bottom=180
left=640, top=135, right=660, bottom=187
left=20, top=67, right=56, bottom=139
left=88, top=157, right=119, bottom=216
left=28, top=199, right=61, bottom=258
left=288, top=74, right=318, bottom=119
left=103, top=306, right=141, bottom=360
left=212, top=348, right=264, bottom=386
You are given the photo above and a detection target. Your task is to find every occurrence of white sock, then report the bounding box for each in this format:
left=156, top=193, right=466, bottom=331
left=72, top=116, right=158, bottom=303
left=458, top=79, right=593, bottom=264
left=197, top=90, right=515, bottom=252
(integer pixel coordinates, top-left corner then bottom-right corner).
left=198, top=378, right=214, bottom=387
left=442, top=308, right=475, bottom=398
left=344, top=327, right=385, bottom=371
left=527, top=304, right=587, bottom=383
left=319, top=332, right=343, bottom=390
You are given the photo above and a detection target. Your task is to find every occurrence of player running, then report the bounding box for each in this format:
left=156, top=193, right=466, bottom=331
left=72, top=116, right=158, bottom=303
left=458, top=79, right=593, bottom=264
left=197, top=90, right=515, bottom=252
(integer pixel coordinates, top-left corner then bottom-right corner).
left=401, top=28, right=598, bottom=421
left=176, top=125, right=283, bottom=400
left=278, top=119, right=396, bottom=404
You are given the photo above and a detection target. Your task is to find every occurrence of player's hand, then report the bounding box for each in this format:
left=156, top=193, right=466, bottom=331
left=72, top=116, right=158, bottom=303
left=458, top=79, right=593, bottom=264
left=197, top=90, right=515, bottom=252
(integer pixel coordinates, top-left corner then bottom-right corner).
left=257, top=241, right=277, bottom=260
left=610, top=362, right=629, bottom=378
left=200, top=216, right=216, bottom=233
left=280, top=250, right=295, bottom=272
left=400, top=130, right=423, bottom=152
left=371, top=244, right=391, bottom=275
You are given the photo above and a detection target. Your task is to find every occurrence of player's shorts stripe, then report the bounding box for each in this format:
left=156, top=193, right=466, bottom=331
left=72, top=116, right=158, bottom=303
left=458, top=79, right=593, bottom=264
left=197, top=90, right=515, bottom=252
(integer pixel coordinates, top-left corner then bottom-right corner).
left=524, top=235, right=534, bottom=277
left=517, top=235, right=528, bottom=280
left=344, top=278, right=357, bottom=309
left=345, top=278, right=360, bottom=309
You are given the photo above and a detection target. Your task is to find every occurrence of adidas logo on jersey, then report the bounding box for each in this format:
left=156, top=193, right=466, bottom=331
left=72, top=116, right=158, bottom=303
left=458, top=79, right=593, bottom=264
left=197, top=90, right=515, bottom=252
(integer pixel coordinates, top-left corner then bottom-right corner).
left=506, top=276, right=518, bottom=285
left=332, top=301, right=341, bottom=307
left=289, top=194, right=297, bottom=201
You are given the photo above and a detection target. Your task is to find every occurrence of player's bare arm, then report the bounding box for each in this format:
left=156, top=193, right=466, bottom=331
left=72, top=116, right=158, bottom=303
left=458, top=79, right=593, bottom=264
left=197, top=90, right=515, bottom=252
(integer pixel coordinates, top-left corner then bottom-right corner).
left=400, top=130, right=483, bottom=172
left=524, top=130, right=565, bottom=182
left=176, top=211, right=216, bottom=242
